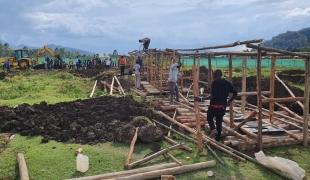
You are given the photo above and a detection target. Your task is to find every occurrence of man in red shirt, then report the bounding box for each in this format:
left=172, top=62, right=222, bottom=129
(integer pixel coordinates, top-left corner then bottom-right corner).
left=118, top=56, right=126, bottom=76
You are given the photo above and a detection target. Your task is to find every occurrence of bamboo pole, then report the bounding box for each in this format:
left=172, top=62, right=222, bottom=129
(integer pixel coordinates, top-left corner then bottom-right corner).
left=125, top=128, right=139, bottom=168
left=166, top=153, right=182, bottom=166
left=16, top=153, right=29, bottom=180
left=68, top=163, right=178, bottom=180
left=303, top=59, right=310, bottom=146
left=275, top=74, right=304, bottom=109
left=89, top=80, right=98, bottom=98
left=164, top=136, right=193, bottom=152
left=241, top=56, right=247, bottom=113
left=152, top=119, right=225, bottom=165
left=193, top=52, right=203, bottom=153
left=257, top=46, right=263, bottom=150
left=238, top=91, right=270, bottom=96
left=262, top=97, right=305, bottom=103
left=246, top=43, right=310, bottom=59
left=269, top=55, right=276, bottom=123
left=228, top=54, right=234, bottom=128
left=110, top=77, right=115, bottom=95
left=156, top=111, right=245, bottom=161
left=126, top=144, right=184, bottom=169
left=114, top=76, right=126, bottom=95
left=207, top=55, right=212, bottom=92
left=113, top=161, right=216, bottom=180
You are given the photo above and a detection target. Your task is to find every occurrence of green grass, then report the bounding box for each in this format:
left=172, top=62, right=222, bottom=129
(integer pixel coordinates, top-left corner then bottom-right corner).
left=0, top=70, right=94, bottom=106
left=1, top=134, right=309, bottom=180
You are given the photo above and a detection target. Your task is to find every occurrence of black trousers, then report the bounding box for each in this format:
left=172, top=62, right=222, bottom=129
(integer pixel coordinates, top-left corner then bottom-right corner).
left=120, top=65, right=125, bottom=76
left=207, top=106, right=225, bottom=141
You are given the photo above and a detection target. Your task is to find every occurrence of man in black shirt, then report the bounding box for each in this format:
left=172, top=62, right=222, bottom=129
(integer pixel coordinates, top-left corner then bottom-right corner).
left=207, top=69, right=237, bottom=141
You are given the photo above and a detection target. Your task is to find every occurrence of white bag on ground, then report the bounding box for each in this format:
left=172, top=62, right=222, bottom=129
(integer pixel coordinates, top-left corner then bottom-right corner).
left=76, top=153, right=89, bottom=173
left=255, top=151, right=305, bottom=180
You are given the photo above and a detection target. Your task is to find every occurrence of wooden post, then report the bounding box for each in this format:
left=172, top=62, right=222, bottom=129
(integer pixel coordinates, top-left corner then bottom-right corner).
left=241, top=56, right=247, bottom=113
left=125, top=128, right=139, bottom=168
left=126, top=144, right=184, bottom=169
left=269, top=55, right=276, bottom=123
left=303, top=58, right=310, bottom=146
left=207, top=55, right=212, bottom=91
left=256, top=47, right=263, bottom=150
left=116, top=161, right=216, bottom=180
left=193, top=52, right=203, bottom=153
left=110, top=77, right=115, bottom=95
left=16, top=153, right=29, bottom=180
left=89, top=80, right=98, bottom=98
left=228, top=55, right=234, bottom=128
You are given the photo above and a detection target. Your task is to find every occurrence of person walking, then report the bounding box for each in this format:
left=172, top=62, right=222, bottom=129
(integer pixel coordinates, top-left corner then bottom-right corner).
left=207, top=69, right=237, bottom=141
left=133, top=60, right=141, bottom=89
left=118, top=56, right=126, bottom=76
left=168, top=58, right=181, bottom=104
left=3, top=60, right=10, bottom=72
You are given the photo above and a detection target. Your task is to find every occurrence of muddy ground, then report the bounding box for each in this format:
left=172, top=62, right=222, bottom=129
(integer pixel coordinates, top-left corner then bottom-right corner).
left=0, top=96, right=165, bottom=144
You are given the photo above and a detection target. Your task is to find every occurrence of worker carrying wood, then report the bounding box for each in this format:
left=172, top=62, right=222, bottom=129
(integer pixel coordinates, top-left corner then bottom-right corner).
left=168, top=58, right=181, bottom=104
left=118, top=56, right=126, bottom=76
left=206, top=69, right=237, bottom=141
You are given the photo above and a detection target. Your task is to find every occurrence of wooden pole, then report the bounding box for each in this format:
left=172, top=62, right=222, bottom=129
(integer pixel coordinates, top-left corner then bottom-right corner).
left=89, top=80, right=98, bottom=98
left=241, top=56, right=247, bottom=113
left=193, top=52, right=203, bottom=153
left=126, top=144, right=184, bottom=169
left=110, top=77, right=115, bottom=95
left=228, top=55, right=234, bottom=128
left=125, top=128, right=139, bottom=168
left=275, top=74, right=304, bottom=109
left=269, top=55, right=276, bottom=123
left=207, top=55, right=212, bottom=92
left=257, top=46, right=263, bottom=151
left=303, top=59, right=310, bottom=146
left=114, top=76, right=126, bottom=95
left=166, top=152, right=182, bottom=166
left=68, top=163, right=178, bottom=180
left=164, top=136, right=192, bottom=152
left=114, top=161, right=216, bottom=180
left=16, top=153, right=29, bottom=180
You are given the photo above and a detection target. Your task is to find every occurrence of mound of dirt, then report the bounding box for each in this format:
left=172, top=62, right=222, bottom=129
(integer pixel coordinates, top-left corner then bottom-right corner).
left=232, top=76, right=306, bottom=115
left=0, top=96, right=165, bottom=144
left=278, top=70, right=305, bottom=84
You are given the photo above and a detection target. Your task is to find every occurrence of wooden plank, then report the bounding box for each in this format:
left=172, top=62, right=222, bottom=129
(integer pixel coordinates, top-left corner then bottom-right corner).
left=68, top=163, right=178, bottom=180
left=228, top=54, right=234, bottom=128
left=16, top=153, right=29, bottom=180
left=110, top=77, right=115, bottom=95
left=262, top=97, right=305, bottom=103
left=257, top=46, right=263, bottom=150
left=241, top=56, right=247, bottom=113
left=115, top=161, right=216, bottom=180
left=304, top=58, right=310, bottom=146
left=89, top=80, right=97, bottom=98
left=269, top=55, right=276, bottom=123
left=125, top=128, right=139, bottom=168
left=126, top=144, right=184, bottom=169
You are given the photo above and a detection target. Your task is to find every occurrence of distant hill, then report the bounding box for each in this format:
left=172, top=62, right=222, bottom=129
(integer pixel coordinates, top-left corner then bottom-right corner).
left=47, top=44, right=94, bottom=55
left=264, top=27, right=310, bottom=51
left=14, top=43, right=94, bottom=55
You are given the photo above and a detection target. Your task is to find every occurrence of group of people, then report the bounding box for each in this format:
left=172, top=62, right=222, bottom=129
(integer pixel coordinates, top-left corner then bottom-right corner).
left=69, top=56, right=115, bottom=70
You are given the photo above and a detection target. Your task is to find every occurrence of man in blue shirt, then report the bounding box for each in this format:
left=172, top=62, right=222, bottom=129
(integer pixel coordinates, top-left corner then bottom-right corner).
left=168, top=58, right=181, bottom=104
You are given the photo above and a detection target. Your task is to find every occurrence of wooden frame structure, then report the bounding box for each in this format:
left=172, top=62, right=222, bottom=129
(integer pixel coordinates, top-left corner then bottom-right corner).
left=129, top=40, right=310, bottom=151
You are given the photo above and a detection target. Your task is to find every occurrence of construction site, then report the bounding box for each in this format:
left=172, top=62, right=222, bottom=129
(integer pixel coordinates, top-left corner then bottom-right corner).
left=0, top=39, right=309, bottom=180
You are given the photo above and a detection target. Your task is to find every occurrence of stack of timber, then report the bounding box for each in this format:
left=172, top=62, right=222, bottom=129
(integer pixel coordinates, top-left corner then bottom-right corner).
left=141, top=81, right=161, bottom=95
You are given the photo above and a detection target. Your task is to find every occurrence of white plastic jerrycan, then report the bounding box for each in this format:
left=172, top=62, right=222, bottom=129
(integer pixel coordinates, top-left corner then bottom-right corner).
left=76, top=153, right=89, bottom=173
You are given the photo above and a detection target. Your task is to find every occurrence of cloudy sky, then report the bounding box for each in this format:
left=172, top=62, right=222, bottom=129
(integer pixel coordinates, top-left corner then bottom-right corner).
left=0, top=0, right=310, bottom=53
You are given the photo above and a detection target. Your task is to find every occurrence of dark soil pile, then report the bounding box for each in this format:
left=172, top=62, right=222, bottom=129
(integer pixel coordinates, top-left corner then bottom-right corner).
left=278, top=69, right=305, bottom=84
left=0, top=96, right=164, bottom=144
left=232, top=76, right=306, bottom=115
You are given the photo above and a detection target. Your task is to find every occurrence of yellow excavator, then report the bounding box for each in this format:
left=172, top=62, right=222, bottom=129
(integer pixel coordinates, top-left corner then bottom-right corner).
left=0, top=49, right=32, bottom=69
left=35, top=45, right=58, bottom=65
